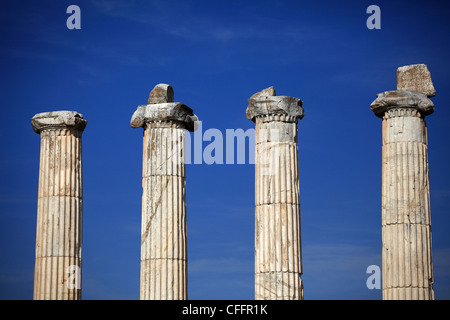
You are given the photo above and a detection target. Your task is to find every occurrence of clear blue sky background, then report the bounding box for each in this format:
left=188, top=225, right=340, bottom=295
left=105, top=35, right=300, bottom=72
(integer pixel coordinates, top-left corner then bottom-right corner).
left=1, top=0, right=449, bottom=300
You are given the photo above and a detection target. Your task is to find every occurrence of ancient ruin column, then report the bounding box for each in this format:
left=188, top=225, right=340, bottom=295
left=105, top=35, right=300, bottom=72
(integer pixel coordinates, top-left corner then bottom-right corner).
left=370, top=64, right=436, bottom=300
left=131, top=84, right=199, bottom=300
left=31, top=111, right=87, bottom=300
left=246, top=87, right=304, bottom=300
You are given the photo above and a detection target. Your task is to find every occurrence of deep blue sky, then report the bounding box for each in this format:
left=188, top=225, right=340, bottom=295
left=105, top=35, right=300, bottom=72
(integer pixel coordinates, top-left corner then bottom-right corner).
left=1, top=0, right=449, bottom=300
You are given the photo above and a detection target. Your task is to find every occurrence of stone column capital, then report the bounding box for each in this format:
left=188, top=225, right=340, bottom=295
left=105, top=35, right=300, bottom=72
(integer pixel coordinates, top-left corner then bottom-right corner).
left=370, top=90, right=434, bottom=119
left=246, top=86, right=304, bottom=123
left=130, top=83, right=199, bottom=132
left=130, top=102, right=199, bottom=132
left=31, top=111, right=87, bottom=134
left=397, top=64, right=436, bottom=98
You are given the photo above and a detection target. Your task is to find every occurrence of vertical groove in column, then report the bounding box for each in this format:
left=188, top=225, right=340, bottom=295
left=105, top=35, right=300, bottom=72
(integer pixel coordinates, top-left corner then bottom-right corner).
left=140, top=123, right=187, bottom=300
left=381, top=112, right=433, bottom=300
left=34, top=124, right=83, bottom=300
left=254, top=119, right=303, bottom=300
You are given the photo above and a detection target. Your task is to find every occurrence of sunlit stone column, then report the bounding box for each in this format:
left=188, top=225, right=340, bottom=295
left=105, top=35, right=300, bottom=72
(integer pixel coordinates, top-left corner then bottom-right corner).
left=131, top=84, right=199, bottom=300
left=246, top=86, right=304, bottom=300
left=31, top=111, right=87, bottom=300
left=370, top=64, right=436, bottom=300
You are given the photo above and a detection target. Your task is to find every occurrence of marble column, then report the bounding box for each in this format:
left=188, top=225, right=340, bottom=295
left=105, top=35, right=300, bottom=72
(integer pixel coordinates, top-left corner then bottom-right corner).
left=131, top=84, right=199, bottom=300
left=370, top=64, right=436, bottom=300
left=31, top=111, right=87, bottom=300
left=246, top=86, right=304, bottom=300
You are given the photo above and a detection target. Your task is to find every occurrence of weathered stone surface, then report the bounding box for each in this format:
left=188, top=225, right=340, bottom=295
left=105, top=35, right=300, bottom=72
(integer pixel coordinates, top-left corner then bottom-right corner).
left=249, top=86, right=276, bottom=99
left=397, top=64, right=436, bottom=97
left=249, top=87, right=304, bottom=300
left=31, top=111, right=87, bottom=133
left=370, top=90, right=434, bottom=118
left=131, top=103, right=199, bottom=132
left=132, top=84, right=194, bottom=300
left=371, top=66, right=435, bottom=300
left=32, top=111, right=85, bottom=300
left=148, top=83, right=174, bottom=104
left=140, top=126, right=187, bottom=300
left=246, top=87, right=304, bottom=123
left=380, top=108, right=434, bottom=300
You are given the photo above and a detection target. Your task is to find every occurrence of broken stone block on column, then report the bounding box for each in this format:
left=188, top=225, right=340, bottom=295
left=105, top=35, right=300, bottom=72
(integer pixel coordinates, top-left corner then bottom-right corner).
left=148, top=83, right=174, bottom=104
left=396, top=64, right=436, bottom=97
left=249, top=86, right=276, bottom=99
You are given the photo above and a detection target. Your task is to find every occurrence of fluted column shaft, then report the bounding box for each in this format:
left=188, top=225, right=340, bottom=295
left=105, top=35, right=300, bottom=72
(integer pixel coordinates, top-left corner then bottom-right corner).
left=31, top=111, right=87, bottom=300
left=254, top=115, right=303, bottom=299
left=370, top=85, right=435, bottom=300
left=140, top=121, right=187, bottom=300
left=131, top=84, right=199, bottom=300
left=246, top=87, right=304, bottom=300
left=381, top=108, right=434, bottom=299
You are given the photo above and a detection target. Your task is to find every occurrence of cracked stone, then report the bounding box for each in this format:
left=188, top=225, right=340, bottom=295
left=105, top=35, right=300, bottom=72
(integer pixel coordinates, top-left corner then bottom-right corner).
left=397, top=64, right=436, bottom=98
left=148, top=83, right=174, bottom=104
